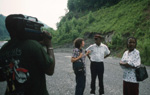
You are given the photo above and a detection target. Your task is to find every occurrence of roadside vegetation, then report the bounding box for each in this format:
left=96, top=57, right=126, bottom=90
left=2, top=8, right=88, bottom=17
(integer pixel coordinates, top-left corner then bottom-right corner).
left=1, top=0, right=150, bottom=65
left=44, top=0, right=150, bottom=65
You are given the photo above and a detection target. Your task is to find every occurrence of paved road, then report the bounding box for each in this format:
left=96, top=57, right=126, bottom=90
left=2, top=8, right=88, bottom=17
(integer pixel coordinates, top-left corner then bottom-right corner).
left=0, top=52, right=150, bottom=95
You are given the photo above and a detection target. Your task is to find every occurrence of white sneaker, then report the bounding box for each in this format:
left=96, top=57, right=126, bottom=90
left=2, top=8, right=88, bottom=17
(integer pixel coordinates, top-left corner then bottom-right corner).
left=90, top=94, right=95, bottom=95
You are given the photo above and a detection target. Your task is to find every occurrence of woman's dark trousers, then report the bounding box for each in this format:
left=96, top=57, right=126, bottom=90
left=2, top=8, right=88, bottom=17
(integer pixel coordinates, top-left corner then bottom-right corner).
left=123, top=81, right=139, bottom=95
left=75, top=71, right=86, bottom=95
left=90, top=62, right=104, bottom=94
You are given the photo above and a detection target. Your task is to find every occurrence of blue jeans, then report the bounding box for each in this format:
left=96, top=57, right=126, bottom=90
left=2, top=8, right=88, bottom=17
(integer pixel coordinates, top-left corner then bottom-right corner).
left=75, top=70, right=86, bottom=95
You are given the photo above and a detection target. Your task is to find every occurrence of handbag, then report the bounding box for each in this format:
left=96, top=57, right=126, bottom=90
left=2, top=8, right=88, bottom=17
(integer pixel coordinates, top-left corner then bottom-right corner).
left=135, top=65, right=148, bottom=81
left=73, top=60, right=84, bottom=74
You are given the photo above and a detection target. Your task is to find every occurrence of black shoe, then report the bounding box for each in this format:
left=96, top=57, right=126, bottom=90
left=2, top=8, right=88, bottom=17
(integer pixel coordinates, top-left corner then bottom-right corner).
left=99, top=89, right=104, bottom=95
left=99, top=93, right=104, bottom=95
left=90, top=90, right=95, bottom=94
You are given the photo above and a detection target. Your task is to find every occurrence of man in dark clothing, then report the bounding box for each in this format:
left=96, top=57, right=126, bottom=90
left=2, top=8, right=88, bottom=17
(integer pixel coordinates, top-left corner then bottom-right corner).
left=0, top=14, right=55, bottom=95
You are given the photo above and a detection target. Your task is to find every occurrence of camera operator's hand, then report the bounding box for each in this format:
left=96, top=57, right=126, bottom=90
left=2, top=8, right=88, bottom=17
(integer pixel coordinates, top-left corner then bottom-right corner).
left=39, top=31, right=52, bottom=47
left=39, top=31, right=55, bottom=75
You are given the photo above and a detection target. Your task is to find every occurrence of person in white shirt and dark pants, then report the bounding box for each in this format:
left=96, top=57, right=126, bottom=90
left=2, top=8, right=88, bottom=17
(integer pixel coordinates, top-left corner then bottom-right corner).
left=86, top=34, right=110, bottom=95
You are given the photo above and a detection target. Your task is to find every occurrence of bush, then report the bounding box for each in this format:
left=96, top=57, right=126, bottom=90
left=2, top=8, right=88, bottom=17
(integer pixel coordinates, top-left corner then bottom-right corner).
left=111, top=33, right=124, bottom=49
left=138, top=39, right=150, bottom=65
left=87, top=11, right=95, bottom=24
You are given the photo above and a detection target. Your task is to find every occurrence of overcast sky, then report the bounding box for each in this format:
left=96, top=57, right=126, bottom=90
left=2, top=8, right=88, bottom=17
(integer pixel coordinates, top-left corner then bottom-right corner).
left=0, top=0, right=68, bottom=30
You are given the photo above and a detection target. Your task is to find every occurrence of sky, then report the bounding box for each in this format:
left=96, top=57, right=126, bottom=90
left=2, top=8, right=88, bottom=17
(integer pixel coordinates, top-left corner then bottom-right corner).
left=0, top=0, right=68, bottom=30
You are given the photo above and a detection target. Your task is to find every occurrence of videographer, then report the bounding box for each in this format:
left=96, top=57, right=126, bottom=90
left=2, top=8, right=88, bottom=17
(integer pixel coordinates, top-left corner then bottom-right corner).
left=0, top=14, right=55, bottom=95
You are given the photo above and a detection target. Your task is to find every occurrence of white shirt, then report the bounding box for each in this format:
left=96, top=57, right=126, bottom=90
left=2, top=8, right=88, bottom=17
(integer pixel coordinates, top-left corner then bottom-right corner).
left=86, top=43, right=110, bottom=62
left=121, top=49, right=141, bottom=83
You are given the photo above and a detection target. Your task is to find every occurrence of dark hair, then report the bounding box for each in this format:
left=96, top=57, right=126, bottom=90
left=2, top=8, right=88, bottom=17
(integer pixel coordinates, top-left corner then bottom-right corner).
left=74, top=38, right=84, bottom=49
left=5, top=14, right=25, bottom=38
left=127, top=37, right=137, bottom=48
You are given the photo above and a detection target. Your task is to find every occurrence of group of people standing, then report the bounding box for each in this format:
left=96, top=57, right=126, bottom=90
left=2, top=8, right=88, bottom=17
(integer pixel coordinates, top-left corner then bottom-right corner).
left=0, top=14, right=141, bottom=95
left=71, top=34, right=141, bottom=95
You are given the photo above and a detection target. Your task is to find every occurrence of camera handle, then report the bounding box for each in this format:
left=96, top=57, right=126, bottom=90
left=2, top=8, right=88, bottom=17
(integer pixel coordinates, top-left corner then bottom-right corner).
left=27, top=16, right=38, bottom=22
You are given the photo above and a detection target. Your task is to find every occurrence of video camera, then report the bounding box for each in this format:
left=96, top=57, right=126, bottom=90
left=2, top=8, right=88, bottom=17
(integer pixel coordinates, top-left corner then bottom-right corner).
left=8, top=15, right=52, bottom=41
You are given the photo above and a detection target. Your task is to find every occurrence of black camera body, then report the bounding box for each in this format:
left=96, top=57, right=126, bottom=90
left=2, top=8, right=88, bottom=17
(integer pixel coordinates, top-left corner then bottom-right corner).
left=12, top=16, right=51, bottom=41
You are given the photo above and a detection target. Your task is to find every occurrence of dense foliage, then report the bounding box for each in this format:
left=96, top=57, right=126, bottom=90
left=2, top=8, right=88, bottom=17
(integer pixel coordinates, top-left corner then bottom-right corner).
left=50, top=0, right=150, bottom=65
left=65, top=0, right=121, bottom=20
left=68, top=0, right=121, bottom=12
left=0, top=0, right=150, bottom=65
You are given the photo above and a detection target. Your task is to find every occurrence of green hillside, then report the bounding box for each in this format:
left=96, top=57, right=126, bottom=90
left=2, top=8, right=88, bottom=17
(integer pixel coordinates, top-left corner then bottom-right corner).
left=49, top=0, right=150, bottom=65
left=0, top=0, right=150, bottom=65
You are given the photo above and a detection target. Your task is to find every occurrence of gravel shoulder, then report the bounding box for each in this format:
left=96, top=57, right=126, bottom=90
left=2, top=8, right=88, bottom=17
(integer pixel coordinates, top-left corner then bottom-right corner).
left=0, top=48, right=150, bottom=95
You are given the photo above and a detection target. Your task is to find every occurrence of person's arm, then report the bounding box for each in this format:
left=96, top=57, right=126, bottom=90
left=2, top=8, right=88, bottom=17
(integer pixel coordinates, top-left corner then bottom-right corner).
left=104, top=53, right=110, bottom=58
left=71, top=50, right=90, bottom=62
left=104, top=45, right=111, bottom=58
left=71, top=53, right=83, bottom=63
left=85, top=50, right=91, bottom=60
left=120, top=50, right=141, bottom=68
left=85, top=50, right=91, bottom=56
left=40, top=31, right=55, bottom=75
left=85, top=45, right=92, bottom=61
left=46, top=41, right=55, bottom=75
left=119, top=61, right=135, bottom=68
left=127, top=51, right=141, bottom=67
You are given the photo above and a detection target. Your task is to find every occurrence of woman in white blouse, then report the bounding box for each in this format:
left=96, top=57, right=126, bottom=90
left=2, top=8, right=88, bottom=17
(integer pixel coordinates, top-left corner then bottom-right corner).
left=120, top=37, right=141, bottom=95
